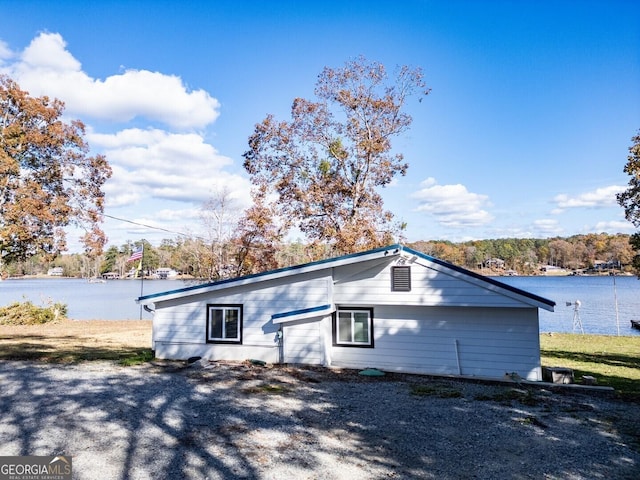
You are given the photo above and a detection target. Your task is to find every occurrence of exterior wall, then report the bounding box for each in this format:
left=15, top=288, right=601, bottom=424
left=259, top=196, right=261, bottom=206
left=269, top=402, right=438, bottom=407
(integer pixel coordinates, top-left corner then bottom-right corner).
left=329, top=306, right=542, bottom=381
left=149, top=254, right=545, bottom=381
left=333, top=259, right=528, bottom=308
left=282, top=318, right=325, bottom=364
left=152, top=271, right=331, bottom=361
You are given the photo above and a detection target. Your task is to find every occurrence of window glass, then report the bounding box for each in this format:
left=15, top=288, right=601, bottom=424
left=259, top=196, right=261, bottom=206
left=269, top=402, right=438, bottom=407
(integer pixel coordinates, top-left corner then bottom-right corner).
left=338, top=312, right=352, bottom=343
left=335, top=308, right=373, bottom=347
left=207, top=305, right=242, bottom=344
left=210, top=309, right=223, bottom=338
left=353, top=312, right=369, bottom=342
left=225, top=308, right=239, bottom=339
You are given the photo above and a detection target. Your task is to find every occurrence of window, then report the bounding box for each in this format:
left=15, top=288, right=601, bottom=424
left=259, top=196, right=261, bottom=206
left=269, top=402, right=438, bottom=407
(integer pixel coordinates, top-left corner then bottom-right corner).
left=391, top=266, right=411, bottom=291
left=206, top=304, right=242, bottom=344
left=333, top=307, right=374, bottom=347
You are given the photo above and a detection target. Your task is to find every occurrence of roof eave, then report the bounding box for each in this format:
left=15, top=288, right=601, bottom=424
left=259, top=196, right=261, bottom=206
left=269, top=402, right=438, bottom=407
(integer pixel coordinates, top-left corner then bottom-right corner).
left=137, top=244, right=402, bottom=305
left=399, top=245, right=556, bottom=311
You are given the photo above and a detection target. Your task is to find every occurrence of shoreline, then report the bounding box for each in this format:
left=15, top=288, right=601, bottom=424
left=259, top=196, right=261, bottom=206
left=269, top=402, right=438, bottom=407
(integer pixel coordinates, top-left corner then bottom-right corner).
left=4, top=272, right=634, bottom=281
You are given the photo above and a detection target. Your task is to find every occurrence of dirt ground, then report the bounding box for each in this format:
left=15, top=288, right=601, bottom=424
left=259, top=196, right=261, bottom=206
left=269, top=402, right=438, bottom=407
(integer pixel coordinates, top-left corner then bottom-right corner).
left=0, top=319, right=152, bottom=361
left=2, top=355, right=639, bottom=479
left=1, top=320, right=640, bottom=478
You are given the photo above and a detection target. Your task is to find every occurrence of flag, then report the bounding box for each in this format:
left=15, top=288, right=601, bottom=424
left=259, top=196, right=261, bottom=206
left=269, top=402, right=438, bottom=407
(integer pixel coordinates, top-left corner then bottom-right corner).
left=127, top=246, right=143, bottom=262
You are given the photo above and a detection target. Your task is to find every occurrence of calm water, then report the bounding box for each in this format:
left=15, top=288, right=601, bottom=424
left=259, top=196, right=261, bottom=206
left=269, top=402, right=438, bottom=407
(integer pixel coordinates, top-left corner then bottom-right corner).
left=1, top=276, right=639, bottom=336
left=495, top=275, right=640, bottom=336
left=0, top=278, right=189, bottom=321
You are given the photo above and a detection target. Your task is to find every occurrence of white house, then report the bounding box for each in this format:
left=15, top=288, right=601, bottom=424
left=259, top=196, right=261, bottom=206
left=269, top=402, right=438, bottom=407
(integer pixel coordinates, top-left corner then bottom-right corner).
left=137, top=244, right=555, bottom=381
left=47, top=266, right=64, bottom=276
left=153, top=268, right=180, bottom=279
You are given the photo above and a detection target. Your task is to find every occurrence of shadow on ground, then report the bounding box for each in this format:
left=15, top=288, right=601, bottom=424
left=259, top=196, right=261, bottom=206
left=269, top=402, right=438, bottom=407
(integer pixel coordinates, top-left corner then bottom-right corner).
left=0, top=361, right=638, bottom=479
left=0, top=334, right=152, bottom=363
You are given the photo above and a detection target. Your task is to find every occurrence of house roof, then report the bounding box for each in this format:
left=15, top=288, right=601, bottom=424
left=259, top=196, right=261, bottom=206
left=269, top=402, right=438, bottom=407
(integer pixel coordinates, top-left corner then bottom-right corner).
left=137, top=244, right=555, bottom=311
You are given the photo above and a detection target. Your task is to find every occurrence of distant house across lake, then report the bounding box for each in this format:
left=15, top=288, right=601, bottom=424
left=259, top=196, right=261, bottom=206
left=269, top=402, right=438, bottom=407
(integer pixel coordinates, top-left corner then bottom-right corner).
left=47, top=267, right=64, bottom=276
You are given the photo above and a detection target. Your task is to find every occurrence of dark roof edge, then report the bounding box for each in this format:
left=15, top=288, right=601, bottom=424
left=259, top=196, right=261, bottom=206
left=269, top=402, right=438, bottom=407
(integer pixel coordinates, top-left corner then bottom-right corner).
left=139, top=243, right=555, bottom=309
left=271, top=304, right=333, bottom=320
left=138, top=244, right=400, bottom=302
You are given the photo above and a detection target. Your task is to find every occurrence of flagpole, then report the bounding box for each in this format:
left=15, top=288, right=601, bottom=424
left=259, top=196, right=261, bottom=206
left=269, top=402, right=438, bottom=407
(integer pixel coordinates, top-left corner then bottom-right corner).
left=139, top=244, right=145, bottom=320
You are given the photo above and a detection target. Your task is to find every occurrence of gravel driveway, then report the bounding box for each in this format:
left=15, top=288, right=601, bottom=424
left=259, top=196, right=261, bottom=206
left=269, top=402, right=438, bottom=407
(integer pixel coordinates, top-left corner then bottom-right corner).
left=1, top=360, right=638, bottom=479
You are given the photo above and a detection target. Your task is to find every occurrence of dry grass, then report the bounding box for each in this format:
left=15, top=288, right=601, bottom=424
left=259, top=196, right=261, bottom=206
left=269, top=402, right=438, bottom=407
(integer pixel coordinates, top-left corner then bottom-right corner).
left=0, top=318, right=152, bottom=363
left=2, top=321, right=639, bottom=402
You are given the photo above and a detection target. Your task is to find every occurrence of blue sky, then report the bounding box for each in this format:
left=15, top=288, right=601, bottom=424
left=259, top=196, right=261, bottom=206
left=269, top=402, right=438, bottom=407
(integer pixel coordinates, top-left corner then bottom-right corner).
left=1, top=0, right=639, bottom=250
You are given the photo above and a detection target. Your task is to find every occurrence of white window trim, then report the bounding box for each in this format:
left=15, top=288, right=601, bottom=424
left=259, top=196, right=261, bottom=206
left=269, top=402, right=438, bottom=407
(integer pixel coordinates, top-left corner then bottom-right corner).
left=334, top=307, right=374, bottom=347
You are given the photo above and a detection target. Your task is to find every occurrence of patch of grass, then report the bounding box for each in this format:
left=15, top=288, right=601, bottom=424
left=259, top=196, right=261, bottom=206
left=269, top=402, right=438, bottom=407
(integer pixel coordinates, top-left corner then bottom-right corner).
left=119, top=349, right=155, bottom=366
left=475, top=388, right=541, bottom=406
left=0, top=319, right=152, bottom=364
left=516, top=415, right=548, bottom=429
left=0, top=342, right=155, bottom=364
left=410, top=384, right=462, bottom=398
left=540, top=333, right=640, bottom=401
left=242, top=383, right=290, bottom=395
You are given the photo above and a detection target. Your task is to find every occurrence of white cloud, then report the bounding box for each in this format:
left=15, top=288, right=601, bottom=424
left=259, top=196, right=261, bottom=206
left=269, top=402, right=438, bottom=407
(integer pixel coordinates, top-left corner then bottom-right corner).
left=411, top=177, right=494, bottom=227
left=1, top=32, right=249, bottom=250
left=593, top=220, right=635, bottom=233
left=533, top=219, right=563, bottom=235
left=7, top=32, right=220, bottom=129
left=0, top=39, right=13, bottom=64
left=553, top=185, right=625, bottom=210
left=94, top=128, right=251, bottom=208
left=21, top=32, right=80, bottom=71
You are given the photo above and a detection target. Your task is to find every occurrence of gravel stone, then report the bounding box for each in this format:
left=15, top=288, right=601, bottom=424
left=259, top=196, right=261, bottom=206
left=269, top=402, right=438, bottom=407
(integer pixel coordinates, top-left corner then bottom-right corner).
left=0, top=360, right=638, bottom=479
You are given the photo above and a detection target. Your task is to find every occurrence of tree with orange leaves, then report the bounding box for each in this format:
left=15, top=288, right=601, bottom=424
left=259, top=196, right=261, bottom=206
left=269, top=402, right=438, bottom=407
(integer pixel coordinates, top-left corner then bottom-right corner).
left=243, top=57, right=428, bottom=254
left=0, top=75, right=112, bottom=268
left=617, top=130, right=640, bottom=274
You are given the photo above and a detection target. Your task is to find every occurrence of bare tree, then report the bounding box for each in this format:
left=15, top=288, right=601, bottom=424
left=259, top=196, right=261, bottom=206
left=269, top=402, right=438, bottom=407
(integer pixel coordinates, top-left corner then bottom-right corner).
left=199, top=188, right=240, bottom=280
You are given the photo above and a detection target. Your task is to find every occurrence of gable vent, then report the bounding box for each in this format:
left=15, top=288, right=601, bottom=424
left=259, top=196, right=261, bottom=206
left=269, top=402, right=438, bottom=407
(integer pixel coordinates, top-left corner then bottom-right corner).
left=391, top=266, right=411, bottom=292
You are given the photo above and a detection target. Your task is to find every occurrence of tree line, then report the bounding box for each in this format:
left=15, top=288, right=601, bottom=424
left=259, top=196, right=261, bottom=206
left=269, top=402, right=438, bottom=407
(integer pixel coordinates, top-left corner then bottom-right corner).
left=409, top=233, right=634, bottom=274
left=3, top=232, right=635, bottom=280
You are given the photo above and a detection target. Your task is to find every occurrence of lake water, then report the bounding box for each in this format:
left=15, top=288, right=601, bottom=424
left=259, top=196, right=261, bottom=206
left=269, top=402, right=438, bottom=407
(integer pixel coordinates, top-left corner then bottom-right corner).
left=495, top=275, right=640, bottom=336
left=1, top=276, right=639, bottom=336
left=0, top=278, right=187, bottom=321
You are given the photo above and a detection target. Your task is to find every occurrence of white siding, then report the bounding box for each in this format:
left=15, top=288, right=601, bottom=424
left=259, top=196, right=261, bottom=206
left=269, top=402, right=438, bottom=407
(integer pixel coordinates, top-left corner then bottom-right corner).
left=151, top=271, right=331, bottom=361
left=333, top=261, right=532, bottom=308
left=283, top=318, right=324, bottom=364
left=330, top=306, right=542, bottom=381
left=148, top=252, right=546, bottom=381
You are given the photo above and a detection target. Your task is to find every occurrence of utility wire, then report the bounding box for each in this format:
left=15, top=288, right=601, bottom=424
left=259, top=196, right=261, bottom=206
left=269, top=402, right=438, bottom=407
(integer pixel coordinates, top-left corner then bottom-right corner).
left=102, top=213, right=303, bottom=255
left=103, top=213, right=199, bottom=239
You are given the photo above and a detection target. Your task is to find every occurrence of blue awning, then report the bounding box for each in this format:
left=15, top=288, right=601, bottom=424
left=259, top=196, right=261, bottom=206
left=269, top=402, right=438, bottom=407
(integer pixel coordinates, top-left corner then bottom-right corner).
left=271, top=304, right=334, bottom=324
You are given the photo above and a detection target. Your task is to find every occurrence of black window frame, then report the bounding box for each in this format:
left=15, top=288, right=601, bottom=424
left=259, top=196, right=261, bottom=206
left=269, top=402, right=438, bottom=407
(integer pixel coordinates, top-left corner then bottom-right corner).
left=206, top=304, right=243, bottom=344
left=332, top=307, right=374, bottom=348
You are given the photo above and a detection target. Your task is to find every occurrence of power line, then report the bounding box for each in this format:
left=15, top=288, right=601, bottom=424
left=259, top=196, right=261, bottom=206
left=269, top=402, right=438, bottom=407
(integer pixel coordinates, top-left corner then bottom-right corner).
left=101, top=213, right=302, bottom=254
left=103, top=213, right=197, bottom=239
